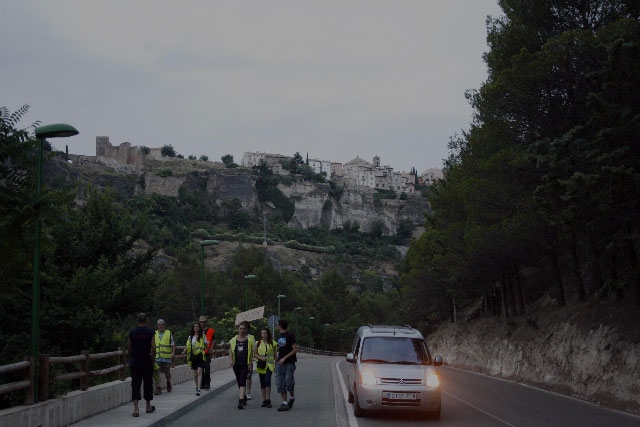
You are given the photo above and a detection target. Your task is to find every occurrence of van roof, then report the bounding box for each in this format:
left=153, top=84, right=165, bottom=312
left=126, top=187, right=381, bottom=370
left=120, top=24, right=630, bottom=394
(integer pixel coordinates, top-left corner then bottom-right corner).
left=358, top=325, right=423, bottom=339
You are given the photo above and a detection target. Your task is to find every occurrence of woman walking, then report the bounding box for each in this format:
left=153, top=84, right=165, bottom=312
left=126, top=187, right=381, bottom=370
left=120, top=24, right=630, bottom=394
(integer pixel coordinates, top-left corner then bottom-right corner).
left=254, top=327, right=277, bottom=408
left=183, top=322, right=208, bottom=396
left=229, top=321, right=255, bottom=409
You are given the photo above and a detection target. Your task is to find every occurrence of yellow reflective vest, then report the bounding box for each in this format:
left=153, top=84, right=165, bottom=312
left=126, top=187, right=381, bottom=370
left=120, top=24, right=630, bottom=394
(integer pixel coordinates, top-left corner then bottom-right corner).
left=186, top=336, right=207, bottom=366
left=229, top=335, right=255, bottom=365
left=155, top=330, right=173, bottom=360
left=255, top=340, right=276, bottom=374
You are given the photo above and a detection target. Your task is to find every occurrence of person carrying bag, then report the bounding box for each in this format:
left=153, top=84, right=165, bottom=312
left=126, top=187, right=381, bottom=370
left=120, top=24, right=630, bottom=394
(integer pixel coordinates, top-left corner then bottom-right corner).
left=254, top=326, right=277, bottom=408
left=183, top=322, right=208, bottom=396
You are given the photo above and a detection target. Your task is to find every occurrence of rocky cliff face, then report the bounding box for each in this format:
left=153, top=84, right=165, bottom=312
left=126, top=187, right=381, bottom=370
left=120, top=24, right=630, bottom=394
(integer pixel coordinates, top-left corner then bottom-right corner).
left=278, top=181, right=429, bottom=234
left=55, top=155, right=429, bottom=233
left=428, top=314, right=640, bottom=413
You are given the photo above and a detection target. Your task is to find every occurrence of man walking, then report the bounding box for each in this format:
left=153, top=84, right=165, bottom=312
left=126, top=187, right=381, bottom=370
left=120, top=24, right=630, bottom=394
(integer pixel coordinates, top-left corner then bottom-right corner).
left=276, top=319, right=298, bottom=412
left=198, top=315, right=215, bottom=389
left=154, top=319, right=175, bottom=395
left=128, top=313, right=155, bottom=417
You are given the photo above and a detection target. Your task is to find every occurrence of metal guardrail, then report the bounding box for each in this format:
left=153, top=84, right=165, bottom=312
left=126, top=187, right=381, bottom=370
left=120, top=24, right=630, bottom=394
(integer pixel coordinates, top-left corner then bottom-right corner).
left=297, top=345, right=345, bottom=357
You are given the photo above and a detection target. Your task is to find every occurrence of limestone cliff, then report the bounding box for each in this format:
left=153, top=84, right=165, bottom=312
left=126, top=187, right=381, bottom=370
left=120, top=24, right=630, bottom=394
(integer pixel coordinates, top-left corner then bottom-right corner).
left=278, top=181, right=429, bottom=234
left=53, top=155, right=429, bottom=234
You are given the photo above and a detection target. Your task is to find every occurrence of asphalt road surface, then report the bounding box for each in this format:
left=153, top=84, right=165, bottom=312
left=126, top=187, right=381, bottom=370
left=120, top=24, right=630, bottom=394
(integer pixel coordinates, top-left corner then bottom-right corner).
left=336, top=360, right=640, bottom=427
left=167, top=356, right=340, bottom=427
left=169, top=356, right=640, bottom=427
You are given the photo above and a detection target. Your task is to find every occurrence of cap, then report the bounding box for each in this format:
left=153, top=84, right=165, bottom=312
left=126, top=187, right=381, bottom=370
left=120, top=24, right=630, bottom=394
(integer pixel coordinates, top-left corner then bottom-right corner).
left=198, top=316, right=207, bottom=322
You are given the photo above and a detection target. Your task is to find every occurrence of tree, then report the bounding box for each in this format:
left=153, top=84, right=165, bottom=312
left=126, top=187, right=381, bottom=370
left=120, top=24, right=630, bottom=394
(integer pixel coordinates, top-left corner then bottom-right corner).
left=188, top=154, right=196, bottom=160
left=199, top=155, right=208, bottom=161
left=289, top=152, right=304, bottom=174
left=161, top=144, right=176, bottom=157
left=221, top=154, right=238, bottom=168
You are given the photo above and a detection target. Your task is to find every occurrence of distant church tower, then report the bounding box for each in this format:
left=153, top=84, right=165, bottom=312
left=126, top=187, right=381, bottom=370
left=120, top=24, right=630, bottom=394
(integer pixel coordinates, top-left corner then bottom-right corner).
left=373, top=155, right=380, bottom=168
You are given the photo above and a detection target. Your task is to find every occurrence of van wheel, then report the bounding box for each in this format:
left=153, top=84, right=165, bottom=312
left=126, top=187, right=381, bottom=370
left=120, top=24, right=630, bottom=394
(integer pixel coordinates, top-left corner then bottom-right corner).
left=353, top=385, right=366, bottom=417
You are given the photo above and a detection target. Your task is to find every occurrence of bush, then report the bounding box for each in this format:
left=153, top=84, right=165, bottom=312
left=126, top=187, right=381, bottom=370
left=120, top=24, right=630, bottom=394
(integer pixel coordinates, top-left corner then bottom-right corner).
left=199, top=155, right=209, bottom=161
left=140, top=145, right=150, bottom=155
left=157, top=169, right=173, bottom=177
left=161, top=145, right=176, bottom=157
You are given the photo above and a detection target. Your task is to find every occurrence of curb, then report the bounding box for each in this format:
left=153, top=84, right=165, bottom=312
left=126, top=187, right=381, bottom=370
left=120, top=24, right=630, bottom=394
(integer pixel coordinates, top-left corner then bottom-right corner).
left=147, top=377, right=237, bottom=427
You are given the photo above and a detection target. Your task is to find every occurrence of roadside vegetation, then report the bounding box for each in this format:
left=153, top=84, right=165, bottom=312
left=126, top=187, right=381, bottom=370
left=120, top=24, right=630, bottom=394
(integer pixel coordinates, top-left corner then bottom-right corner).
left=400, top=1, right=640, bottom=333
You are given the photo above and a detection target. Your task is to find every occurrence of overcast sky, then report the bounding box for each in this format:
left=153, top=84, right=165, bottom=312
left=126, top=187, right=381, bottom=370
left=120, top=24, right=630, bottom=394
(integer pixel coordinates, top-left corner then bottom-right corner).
left=1, top=0, right=501, bottom=173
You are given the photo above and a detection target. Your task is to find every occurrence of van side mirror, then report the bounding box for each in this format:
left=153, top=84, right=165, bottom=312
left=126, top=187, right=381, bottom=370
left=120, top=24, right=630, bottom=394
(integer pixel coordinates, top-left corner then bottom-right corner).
left=346, top=353, right=355, bottom=363
left=433, top=355, right=443, bottom=366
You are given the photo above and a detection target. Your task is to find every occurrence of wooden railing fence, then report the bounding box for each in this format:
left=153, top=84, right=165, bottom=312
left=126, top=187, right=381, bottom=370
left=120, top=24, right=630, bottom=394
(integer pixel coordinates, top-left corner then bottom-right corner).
left=0, top=342, right=230, bottom=405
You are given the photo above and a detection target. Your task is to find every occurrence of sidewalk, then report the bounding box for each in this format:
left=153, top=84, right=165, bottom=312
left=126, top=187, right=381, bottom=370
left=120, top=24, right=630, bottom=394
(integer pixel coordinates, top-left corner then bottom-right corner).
left=71, top=367, right=236, bottom=427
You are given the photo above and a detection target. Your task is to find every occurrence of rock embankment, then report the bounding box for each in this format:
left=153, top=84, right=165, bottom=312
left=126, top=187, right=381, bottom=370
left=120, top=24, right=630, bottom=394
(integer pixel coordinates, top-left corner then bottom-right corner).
left=428, top=311, right=640, bottom=414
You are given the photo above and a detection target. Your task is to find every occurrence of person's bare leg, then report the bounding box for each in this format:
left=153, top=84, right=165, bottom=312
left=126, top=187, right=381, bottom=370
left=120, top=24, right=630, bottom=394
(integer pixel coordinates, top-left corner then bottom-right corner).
left=239, top=386, right=246, bottom=399
left=196, top=368, right=202, bottom=388
left=133, top=399, right=139, bottom=416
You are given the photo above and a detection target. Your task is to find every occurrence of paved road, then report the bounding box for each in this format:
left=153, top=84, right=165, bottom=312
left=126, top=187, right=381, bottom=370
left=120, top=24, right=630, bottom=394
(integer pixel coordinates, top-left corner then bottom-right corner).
left=336, top=360, right=640, bottom=427
left=167, top=356, right=339, bottom=427
left=167, top=356, right=640, bottom=427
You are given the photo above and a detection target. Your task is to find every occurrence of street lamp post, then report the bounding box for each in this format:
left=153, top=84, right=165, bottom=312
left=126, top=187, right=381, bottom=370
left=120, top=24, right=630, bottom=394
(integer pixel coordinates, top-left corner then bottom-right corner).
left=323, top=323, right=330, bottom=351
left=244, top=275, right=257, bottom=311
left=294, top=307, right=302, bottom=336
left=308, top=316, right=315, bottom=348
left=32, top=123, right=79, bottom=403
left=340, top=328, right=346, bottom=353
left=199, top=240, right=218, bottom=316
left=275, top=294, right=286, bottom=338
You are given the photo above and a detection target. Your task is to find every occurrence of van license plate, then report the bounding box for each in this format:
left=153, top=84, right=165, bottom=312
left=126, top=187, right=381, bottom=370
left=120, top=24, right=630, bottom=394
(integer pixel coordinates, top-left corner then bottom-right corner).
left=387, top=392, right=416, bottom=400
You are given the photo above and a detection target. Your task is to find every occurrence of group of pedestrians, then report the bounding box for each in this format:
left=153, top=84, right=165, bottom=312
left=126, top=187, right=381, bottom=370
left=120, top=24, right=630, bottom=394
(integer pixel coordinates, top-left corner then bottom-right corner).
left=229, top=318, right=298, bottom=412
left=126, top=313, right=216, bottom=417
left=126, top=312, right=299, bottom=418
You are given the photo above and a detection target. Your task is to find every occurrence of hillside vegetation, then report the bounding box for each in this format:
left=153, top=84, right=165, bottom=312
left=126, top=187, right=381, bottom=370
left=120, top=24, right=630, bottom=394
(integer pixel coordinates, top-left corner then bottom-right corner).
left=400, top=1, right=640, bottom=333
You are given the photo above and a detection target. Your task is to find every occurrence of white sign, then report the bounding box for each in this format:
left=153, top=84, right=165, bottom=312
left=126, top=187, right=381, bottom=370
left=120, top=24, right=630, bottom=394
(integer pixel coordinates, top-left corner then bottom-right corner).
left=235, top=306, right=265, bottom=325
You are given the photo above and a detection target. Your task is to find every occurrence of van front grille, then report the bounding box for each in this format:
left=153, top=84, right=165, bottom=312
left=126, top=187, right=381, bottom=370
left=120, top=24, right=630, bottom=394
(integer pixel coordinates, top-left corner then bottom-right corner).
left=379, top=378, right=422, bottom=385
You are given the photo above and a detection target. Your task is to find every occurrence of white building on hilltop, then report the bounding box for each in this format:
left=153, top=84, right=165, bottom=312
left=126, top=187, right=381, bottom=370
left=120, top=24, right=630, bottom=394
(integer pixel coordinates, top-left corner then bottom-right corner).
left=420, top=168, right=443, bottom=185
left=342, top=155, right=415, bottom=194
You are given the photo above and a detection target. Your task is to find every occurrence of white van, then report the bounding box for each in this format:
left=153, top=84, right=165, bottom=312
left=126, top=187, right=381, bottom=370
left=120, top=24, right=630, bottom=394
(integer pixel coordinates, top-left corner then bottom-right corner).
left=346, top=325, right=443, bottom=419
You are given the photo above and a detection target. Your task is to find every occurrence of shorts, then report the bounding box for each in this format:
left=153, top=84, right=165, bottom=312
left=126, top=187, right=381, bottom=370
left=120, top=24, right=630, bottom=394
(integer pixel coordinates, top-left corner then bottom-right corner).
left=190, top=356, right=206, bottom=371
left=156, top=361, right=171, bottom=375
left=276, top=362, right=295, bottom=394
left=233, top=364, right=249, bottom=387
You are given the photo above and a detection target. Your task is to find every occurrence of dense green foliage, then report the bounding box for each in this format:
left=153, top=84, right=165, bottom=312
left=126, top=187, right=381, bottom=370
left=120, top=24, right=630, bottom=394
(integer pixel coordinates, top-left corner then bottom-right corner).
left=401, top=0, right=640, bottom=330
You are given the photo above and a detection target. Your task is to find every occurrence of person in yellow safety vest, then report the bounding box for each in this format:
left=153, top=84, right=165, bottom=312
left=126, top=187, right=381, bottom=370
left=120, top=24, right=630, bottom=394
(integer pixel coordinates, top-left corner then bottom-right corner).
left=154, top=319, right=175, bottom=395
left=182, top=322, right=209, bottom=396
left=254, top=326, right=277, bottom=408
left=229, top=321, right=255, bottom=409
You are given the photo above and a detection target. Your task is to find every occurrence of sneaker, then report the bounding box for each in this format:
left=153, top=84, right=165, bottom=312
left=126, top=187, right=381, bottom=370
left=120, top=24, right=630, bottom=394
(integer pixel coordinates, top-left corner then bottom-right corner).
left=261, top=401, right=268, bottom=407
left=266, top=400, right=272, bottom=408
left=242, top=396, right=247, bottom=406
left=277, top=403, right=290, bottom=412
left=238, top=400, right=244, bottom=409
left=246, top=393, right=252, bottom=400
left=196, top=388, right=201, bottom=396
left=288, top=398, right=295, bottom=408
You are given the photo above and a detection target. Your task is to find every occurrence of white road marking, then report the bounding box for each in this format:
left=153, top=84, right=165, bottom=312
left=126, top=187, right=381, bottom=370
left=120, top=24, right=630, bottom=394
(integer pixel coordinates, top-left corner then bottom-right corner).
left=335, top=359, right=359, bottom=427
left=443, top=390, right=517, bottom=427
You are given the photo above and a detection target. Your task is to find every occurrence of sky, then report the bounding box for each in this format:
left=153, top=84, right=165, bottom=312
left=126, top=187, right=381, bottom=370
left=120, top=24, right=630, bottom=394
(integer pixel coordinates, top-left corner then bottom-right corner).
left=1, top=0, right=502, bottom=173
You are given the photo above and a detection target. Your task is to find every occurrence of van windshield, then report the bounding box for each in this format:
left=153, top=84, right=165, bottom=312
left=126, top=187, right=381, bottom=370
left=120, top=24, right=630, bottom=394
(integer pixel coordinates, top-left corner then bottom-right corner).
left=360, top=337, right=430, bottom=365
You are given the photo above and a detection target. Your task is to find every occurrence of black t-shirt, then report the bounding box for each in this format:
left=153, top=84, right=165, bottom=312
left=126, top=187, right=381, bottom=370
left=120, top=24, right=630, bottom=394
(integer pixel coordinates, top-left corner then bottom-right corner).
left=277, top=330, right=297, bottom=364
left=129, top=326, right=154, bottom=368
left=234, top=338, right=248, bottom=367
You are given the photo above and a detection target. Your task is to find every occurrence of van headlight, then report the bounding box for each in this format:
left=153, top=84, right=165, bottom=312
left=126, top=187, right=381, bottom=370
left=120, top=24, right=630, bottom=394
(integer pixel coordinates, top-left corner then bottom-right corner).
left=360, top=370, right=377, bottom=385
left=426, top=373, right=440, bottom=387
